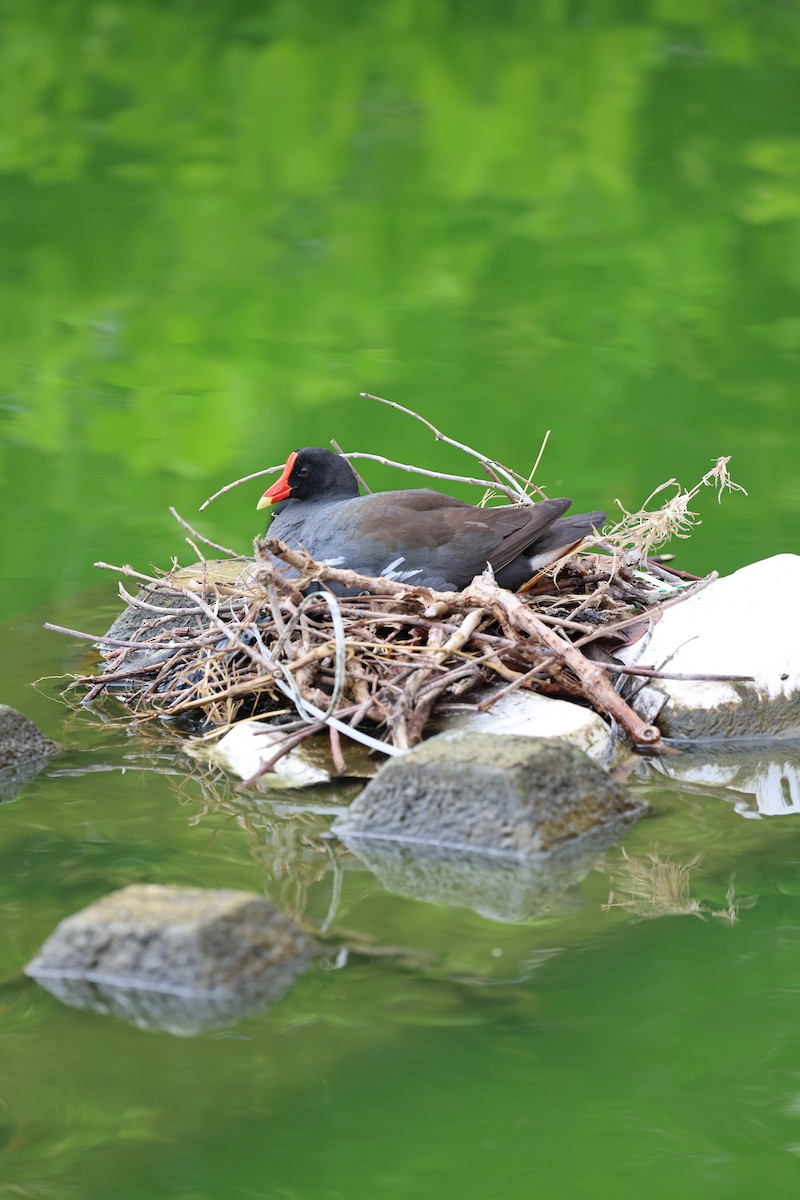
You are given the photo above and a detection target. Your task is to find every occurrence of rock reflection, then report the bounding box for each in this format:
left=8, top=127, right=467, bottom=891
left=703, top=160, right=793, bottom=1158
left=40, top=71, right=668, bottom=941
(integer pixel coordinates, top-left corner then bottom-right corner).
left=337, top=820, right=632, bottom=924
left=32, top=962, right=312, bottom=1037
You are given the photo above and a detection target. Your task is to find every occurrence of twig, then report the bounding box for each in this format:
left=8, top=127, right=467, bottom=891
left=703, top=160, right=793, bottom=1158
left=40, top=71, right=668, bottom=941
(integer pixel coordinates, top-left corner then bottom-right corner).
left=239, top=722, right=325, bottom=786
left=169, top=507, right=248, bottom=559
left=341, top=452, right=523, bottom=502
left=360, top=393, right=534, bottom=502
left=462, top=576, right=662, bottom=748
left=527, top=429, right=551, bottom=489
left=572, top=572, right=719, bottom=649
left=257, top=537, right=444, bottom=601
left=94, top=560, right=173, bottom=587
left=329, top=725, right=347, bottom=774
left=116, top=584, right=200, bottom=617
left=44, top=622, right=154, bottom=649
left=199, top=466, right=282, bottom=511
left=598, top=663, right=754, bottom=683
left=476, top=664, right=548, bottom=711
left=330, top=439, right=372, bottom=494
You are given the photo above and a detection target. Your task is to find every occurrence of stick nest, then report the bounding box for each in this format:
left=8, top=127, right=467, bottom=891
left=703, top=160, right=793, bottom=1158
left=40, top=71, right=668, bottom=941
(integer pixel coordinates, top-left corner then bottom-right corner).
left=54, top=400, right=744, bottom=776
left=72, top=537, right=716, bottom=772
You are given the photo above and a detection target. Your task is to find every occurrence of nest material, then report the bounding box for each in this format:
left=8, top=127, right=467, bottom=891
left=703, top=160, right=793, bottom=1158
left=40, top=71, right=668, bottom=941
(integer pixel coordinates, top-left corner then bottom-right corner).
left=50, top=399, right=745, bottom=780
left=69, top=536, right=724, bottom=777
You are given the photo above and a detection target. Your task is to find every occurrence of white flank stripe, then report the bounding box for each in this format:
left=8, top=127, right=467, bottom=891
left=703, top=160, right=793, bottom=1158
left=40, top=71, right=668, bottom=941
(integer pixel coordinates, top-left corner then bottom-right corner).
left=381, top=555, right=424, bottom=583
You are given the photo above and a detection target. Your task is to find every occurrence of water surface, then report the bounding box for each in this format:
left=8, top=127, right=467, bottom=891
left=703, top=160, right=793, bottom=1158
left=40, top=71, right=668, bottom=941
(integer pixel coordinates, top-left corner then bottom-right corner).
left=2, top=2, right=800, bottom=1197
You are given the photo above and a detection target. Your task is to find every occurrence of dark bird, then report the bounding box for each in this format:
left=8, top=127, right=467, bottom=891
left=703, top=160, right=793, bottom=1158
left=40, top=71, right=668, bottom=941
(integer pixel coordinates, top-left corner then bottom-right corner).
left=257, top=447, right=604, bottom=592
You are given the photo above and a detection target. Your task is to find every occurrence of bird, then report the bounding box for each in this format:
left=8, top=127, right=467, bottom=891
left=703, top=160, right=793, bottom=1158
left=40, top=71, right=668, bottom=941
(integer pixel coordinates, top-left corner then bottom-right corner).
left=256, top=447, right=604, bottom=593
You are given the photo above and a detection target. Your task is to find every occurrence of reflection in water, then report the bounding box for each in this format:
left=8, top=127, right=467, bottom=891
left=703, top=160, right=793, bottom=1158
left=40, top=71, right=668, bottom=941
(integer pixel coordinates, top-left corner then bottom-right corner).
left=338, top=819, right=633, bottom=924
left=175, top=757, right=351, bottom=923
left=603, top=847, right=741, bottom=922
left=639, top=743, right=800, bottom=818
left=30, top=959, right=316, bottom=1038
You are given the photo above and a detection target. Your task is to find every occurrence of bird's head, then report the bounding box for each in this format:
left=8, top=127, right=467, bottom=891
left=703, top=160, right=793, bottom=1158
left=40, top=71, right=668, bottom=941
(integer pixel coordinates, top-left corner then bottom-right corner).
left=256, top=447, right=360, bottom=509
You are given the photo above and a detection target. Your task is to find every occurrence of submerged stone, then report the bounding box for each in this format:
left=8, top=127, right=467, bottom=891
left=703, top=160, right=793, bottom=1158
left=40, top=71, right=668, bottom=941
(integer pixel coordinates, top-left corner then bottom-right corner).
left=26, top=884, right=318, bottom=1028
left=332, top=731, right=642, bottom=857
left=0, top=705, right=60, bottom=803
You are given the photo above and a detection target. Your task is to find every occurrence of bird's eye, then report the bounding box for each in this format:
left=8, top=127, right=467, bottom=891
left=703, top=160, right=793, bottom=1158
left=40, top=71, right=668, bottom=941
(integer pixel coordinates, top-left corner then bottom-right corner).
left=297, top=466, right=310, bottom=477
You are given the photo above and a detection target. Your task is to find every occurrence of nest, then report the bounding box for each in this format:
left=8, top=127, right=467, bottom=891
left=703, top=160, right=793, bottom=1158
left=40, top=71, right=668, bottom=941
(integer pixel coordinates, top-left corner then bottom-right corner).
left=61, top=537, right=721, bottom=776
left=48, top=400, right=747, bottom=779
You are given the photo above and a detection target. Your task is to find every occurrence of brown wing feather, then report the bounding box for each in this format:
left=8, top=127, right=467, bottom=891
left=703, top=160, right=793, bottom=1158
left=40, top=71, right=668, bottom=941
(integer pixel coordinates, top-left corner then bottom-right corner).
left=274, top=488, right=578, bottom=590
left=346, top=491, right=572, bottom=575
left=443, top=498, right=573, bottom=579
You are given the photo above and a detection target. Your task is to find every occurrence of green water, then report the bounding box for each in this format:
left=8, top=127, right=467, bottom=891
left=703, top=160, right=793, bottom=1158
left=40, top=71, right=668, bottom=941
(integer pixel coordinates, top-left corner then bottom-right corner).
left=2, top=1, right=800, bottom=1196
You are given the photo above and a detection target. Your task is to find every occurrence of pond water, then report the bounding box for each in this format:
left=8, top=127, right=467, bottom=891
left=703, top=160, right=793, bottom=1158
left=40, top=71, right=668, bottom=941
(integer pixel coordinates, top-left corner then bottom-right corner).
left=2, top=2, right=800, bottom=1197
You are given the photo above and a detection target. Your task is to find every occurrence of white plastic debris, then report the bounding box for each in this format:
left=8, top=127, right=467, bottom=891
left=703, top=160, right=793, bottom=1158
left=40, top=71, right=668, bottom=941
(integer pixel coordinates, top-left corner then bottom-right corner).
left=615, top=555, right=800, bottom=738
left=188, top=721, right=331, bottom=788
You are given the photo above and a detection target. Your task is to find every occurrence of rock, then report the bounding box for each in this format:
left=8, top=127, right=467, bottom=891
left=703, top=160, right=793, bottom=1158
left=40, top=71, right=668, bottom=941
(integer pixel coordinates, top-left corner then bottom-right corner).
left=332, top=731, right=643, bottom=857
left=339, top=821, right=633, bottom=923
left=0, top=705, right=60, bottom=803
left=615, top=555, right=800, bottom=739
left=170, top=560, right=259, bottom=591
left=436, top=688, right=622, bottom=763
left=101, top=588, right=205, bottom=674
left=188, top=720, right=331, bottom=787
left=26, top=884, right=317, bottom=1034
left=99, top=559, right=258, bottom=676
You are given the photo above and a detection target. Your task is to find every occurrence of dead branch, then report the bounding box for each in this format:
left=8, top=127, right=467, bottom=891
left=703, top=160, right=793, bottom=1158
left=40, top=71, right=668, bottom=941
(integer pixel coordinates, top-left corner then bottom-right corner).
left=360, top=392, right=539, bottom=501
left=461, top=576, right=662, bottom=748
left=169, top=507, right=248, bottom=558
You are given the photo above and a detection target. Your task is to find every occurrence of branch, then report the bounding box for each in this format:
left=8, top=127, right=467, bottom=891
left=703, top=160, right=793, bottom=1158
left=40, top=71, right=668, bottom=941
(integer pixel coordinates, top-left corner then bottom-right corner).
left=199, top=465, right=282, bottom=511
left=360, top=393, right=536, bottom=501
left=341, top=451, right=524, bottom=503
left=256, top=537, right=448, bottom=602
left=462, top=575, right=664, bottom=749
left=169, top=507, right=248, bottom=559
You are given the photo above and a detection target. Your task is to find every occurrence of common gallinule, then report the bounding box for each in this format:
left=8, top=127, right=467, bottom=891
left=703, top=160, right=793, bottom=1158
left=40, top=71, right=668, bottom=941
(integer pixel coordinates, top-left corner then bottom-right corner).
left=257, top=447, right=604, bottom=592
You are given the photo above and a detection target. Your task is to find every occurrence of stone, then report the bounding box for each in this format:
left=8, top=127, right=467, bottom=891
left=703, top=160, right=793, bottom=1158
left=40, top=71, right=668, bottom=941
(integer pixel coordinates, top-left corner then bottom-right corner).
left=615, top=555, right=800, bottom=739
left=0, top=705, right=60, bottom=803
left=26, top=885, right=318, bottom=1012
left=332, top=731, right=643, bottom=857
left=100, top=587, right=206, bottom=674
left=436, top=688, right=621, bottom=763
left=99, top=560, right=258, bottom=676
